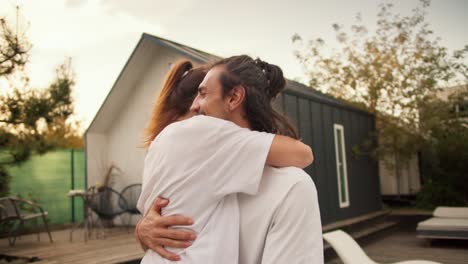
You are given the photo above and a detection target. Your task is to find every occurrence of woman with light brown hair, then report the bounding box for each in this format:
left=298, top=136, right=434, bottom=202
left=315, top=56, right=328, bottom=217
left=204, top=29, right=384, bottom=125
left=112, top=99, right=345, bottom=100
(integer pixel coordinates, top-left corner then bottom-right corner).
left=143, top=61, right=208, bottom=147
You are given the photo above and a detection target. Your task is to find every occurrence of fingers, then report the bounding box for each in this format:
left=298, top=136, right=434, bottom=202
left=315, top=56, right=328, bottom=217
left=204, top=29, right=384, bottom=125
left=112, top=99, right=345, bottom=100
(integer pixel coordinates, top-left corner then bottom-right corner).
left=154, top=237, right=192, bottom=248
left=152, top=197, right=169, bottom=213
left=160, top=229, right=197, bottom=241
left=153, top=245, right=181, bottom=262
left=159, top=214, right=193, bottom=227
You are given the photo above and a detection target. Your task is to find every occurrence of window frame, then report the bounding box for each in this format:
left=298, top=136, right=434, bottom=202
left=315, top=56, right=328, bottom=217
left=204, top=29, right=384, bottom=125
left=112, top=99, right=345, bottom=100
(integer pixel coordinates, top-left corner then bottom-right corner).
left=333, top=123, right=350, bottom=208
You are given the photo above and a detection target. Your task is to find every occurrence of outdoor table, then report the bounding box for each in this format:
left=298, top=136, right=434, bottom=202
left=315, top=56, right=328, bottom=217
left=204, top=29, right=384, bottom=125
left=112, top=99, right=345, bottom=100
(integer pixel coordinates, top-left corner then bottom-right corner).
left=67, top=189, right=94, bottom=242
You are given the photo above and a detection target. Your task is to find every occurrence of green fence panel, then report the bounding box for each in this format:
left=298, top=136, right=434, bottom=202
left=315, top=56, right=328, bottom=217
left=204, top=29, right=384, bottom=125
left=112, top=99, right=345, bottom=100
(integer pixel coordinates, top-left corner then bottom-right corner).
left=71, top=150, right=85, bottom=223
left=6, top=149, right=85, bottom=226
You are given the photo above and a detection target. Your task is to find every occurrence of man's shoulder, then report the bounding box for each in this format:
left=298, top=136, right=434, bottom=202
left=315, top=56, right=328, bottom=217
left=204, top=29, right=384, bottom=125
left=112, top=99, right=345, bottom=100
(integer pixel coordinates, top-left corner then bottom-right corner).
left=261, top=166, right=316, bottom=198
left=157, top=116, right=226, bottom=140
left=265, top=166, right=313, bottom=184
left=186, top=115, right=234, bottom=127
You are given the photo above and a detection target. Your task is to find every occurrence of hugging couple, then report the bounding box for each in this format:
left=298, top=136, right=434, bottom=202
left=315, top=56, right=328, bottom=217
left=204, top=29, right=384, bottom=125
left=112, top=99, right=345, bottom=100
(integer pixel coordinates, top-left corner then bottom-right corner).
left=135, top=55, right=323, bottom=264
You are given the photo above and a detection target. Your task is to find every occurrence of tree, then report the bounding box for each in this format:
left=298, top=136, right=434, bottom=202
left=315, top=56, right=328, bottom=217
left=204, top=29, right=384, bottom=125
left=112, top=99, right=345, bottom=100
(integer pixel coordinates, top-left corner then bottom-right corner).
left=293, top=0, right=467, bottom=195
left=417, top=85, right=468, bottom=207
left=0, top=7, right=29, bottom=77
left=0, top=9, right=81, bottom=196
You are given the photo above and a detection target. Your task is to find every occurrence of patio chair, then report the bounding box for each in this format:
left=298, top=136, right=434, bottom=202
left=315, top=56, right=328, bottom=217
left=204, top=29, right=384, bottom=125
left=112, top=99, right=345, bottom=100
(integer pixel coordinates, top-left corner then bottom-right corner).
left=0, top=197, right=53, bottom=246
left=88, top=186, right=126, bottom=238
left=119, top=184, right=142, bottom=227
left=323, top=230, right=440, bottom=264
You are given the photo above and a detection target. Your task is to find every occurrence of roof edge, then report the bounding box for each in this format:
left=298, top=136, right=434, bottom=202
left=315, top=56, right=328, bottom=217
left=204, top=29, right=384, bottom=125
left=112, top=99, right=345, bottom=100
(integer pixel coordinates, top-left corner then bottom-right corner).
left=85, top=34, right=146, bottom=135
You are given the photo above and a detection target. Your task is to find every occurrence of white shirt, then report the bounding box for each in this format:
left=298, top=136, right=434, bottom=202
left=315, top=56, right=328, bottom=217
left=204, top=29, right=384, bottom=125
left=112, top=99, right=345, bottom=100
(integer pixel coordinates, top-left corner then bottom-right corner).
left=137, top=115, right=274, bottom=264
left=238, top=166, right=324, bottom=264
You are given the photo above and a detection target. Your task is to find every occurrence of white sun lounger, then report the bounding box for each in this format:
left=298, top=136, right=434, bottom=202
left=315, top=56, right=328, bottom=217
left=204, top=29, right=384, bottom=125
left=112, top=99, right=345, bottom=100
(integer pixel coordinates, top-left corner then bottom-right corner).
left=323, top=230, right=441, bottom=264
left=417, top=207, right=468, bottom=240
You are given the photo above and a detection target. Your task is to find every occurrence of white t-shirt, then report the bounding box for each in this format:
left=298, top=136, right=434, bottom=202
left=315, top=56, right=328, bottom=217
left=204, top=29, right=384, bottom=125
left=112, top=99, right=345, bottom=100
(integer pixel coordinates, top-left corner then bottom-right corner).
left=238, top=166, right=324, bottom=264
left=137, top=115, right=275, bottom=264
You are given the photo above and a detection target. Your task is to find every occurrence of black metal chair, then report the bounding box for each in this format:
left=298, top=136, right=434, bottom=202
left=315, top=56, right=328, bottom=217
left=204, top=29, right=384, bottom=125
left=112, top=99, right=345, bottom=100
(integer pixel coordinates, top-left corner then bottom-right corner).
left=119, top=184, right=142, bottom=228
left=0, top=197, right=53, bottom=246
left=88, top=187, right=127, bottom=238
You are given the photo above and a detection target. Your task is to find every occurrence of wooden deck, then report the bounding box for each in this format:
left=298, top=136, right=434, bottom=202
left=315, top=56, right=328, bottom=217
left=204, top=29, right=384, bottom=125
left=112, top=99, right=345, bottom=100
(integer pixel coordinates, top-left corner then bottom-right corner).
left=0, top=228, right=144, bottom=264
left=2, top=227, right=467, bottom=263
left=326, top=230, right=468, bottom=264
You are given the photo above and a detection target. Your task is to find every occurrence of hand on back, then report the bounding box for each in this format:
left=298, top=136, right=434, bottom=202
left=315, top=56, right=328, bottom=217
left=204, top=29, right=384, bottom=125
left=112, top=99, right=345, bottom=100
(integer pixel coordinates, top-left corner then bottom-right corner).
left=136, top=197, right=197, bottom=261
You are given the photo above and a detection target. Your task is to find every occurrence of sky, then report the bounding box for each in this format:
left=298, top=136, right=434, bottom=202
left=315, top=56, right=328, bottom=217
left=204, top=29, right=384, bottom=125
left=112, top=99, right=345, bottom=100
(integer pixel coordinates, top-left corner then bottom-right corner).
left=0, top=0, right=467, bottom=130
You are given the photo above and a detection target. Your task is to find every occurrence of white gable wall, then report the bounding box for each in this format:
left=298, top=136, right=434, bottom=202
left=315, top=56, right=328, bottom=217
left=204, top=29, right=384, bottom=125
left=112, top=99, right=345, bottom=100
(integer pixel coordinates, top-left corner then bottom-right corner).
left=86, top=46, right=189, bottom=225
left=104, top=48, right=187, bottom=192
left=86, top=133, right=109, bottom=187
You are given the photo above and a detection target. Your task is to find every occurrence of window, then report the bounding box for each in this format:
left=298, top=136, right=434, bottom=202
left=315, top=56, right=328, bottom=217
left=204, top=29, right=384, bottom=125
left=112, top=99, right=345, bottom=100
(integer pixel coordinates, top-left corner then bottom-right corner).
left=334, top=124, right=350, bottom=208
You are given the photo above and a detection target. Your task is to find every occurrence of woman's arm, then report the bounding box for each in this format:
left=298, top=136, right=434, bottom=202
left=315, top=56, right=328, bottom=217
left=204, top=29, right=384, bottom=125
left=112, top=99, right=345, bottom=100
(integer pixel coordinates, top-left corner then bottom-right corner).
left=266, top=135, right=314, bottom=169
left=190, top=116, right=313, bottom=169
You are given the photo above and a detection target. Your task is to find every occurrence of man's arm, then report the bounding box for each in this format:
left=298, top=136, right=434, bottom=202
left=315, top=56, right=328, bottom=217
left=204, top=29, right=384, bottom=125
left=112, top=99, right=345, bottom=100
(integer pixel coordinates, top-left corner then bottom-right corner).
left=261, top=177, right=324, bottom=264
left=135, top=198, right=197, bottom=261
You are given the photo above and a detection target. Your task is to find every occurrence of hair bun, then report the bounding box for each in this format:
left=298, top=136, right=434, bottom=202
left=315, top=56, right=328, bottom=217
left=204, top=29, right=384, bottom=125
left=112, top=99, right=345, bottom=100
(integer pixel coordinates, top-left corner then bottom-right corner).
left=254, top=58, right=286, bottom=99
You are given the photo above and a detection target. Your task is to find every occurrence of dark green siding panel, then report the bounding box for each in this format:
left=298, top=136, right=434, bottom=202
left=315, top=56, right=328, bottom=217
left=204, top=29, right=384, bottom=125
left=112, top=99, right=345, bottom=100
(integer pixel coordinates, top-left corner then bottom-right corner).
left=278, top=89, right=381, bottom=226
left=298, top=98, right=314, bottom=178
left=284, top=93, right=299, bottom=132
left=298, top=98, right=312, bottom=146
left=322, top=104, right=339, bottom=223
left=310, top=101, right=330, bottom=224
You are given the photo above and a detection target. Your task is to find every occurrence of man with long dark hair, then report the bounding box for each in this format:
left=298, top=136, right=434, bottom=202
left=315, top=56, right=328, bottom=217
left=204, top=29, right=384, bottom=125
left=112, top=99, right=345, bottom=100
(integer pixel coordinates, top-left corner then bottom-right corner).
left=137, top=55, right=323, bottom=263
